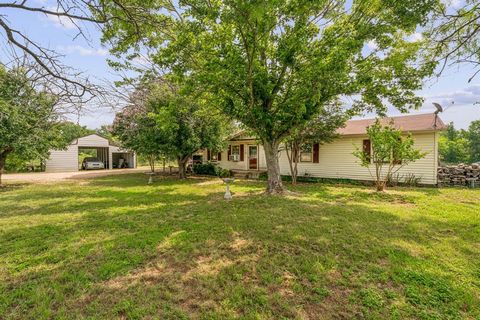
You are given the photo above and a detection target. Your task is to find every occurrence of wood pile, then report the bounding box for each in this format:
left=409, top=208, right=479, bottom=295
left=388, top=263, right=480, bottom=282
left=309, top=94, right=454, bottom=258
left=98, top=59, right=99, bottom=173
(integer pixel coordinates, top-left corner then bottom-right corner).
left=437, top=163, right=480, bottom=187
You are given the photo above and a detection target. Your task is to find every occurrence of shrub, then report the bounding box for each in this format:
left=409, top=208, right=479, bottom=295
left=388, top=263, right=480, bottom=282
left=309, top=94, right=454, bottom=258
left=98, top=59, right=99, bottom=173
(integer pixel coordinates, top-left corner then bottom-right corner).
left=403, top=173, right=421, bottom=187
left=387, top=173, right=421, bottom=187
left=192, top=162, right=217, bottom=176
left=217, top=167, right=233, bottom=178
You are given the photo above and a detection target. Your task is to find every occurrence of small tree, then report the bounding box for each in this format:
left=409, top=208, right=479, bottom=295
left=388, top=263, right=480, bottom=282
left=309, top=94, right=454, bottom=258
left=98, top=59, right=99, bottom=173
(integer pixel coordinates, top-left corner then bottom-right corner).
left=0, top=66, right=61, bottom=186
left=112, top=89, right=167, bottom=173
left=353, top=119, right=426, bottom=192
left=284, top=105, right=347, bottom=184
left=147, top=82, right=228, bottom=179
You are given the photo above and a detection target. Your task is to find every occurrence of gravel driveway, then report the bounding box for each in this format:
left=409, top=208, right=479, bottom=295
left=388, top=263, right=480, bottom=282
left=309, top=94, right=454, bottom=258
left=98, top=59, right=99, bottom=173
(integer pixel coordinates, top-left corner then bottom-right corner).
left=3, top=168, right=147, bottom=183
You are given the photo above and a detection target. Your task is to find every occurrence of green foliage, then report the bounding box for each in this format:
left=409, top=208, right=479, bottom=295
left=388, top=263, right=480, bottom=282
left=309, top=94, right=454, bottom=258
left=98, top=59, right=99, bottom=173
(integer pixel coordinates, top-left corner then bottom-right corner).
left=216, top=167, right=233, bottom=178
left=112, top=84, right=171, bottom=173
left=4, top=154, right=43, bottom=173
left=114, top=79, right=230, bottom=177
left=284, top=103, right=348, bottom=184
left=102, top=0, right=438, bottom=192
left=191, top=163, right=232, bottom=178
left=192, top=163, right=217, bottom=176
left=0, top=65, right=62, bottom=183
left=96, top=124, right=117, bottom=144
left=4, top=121, right=93, bottom=173
left=426, top=0, right=480, bottom=82
left=467, top=120, right=480, bottom=162
left=147, top=81, right=229, bottom=178
left=386, top=173, right=421, bottom=187
left=438, top=122, right=480, bottom=164
left=56, top=122, right=95, bottom=146
left=353, top=119, right=426, bottom=191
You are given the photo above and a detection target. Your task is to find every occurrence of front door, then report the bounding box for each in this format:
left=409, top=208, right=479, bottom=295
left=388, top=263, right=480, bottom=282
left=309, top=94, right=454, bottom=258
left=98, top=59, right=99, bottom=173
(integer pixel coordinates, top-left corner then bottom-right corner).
left=248, top=145, right=258, bottom=170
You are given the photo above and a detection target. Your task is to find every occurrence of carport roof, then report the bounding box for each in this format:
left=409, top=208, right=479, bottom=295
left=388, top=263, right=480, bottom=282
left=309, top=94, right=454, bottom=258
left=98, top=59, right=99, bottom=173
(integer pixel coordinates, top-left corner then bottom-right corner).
left=70, top=134, right=120, bottom=147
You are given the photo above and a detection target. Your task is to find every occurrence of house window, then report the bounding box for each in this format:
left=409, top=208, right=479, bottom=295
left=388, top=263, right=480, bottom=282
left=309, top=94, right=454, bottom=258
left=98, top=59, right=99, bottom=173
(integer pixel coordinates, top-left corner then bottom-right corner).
left=300, top=144, right=313, bottom=162
left=229, top=145, right=241, bottom=161
left=362, top=139, right=371, bottom=163
left=232, top=145, right=240, bottom=156
left=392, top=139, right=402, bottom=164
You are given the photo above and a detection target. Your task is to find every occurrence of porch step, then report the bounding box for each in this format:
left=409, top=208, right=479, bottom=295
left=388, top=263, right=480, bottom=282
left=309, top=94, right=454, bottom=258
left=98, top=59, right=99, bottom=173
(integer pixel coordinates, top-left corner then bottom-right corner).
left=233, top=172, right=249, bottom=179
left=231, top=170, right=265, bottom=179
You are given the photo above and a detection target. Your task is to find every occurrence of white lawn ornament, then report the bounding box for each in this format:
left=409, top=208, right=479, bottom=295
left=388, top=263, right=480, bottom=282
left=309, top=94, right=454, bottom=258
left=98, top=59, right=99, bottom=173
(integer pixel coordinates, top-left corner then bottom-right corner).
left=146, top=172, right=155, bottom=184
left=221, top=177, right=235, bottom=200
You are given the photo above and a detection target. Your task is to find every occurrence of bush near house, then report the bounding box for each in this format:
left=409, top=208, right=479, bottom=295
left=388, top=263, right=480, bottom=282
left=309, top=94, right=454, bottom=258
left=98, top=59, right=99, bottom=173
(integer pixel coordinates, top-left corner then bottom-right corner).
left=193, top=163, right=233, bottom=178
left=192, top=163, right=218, bottom=176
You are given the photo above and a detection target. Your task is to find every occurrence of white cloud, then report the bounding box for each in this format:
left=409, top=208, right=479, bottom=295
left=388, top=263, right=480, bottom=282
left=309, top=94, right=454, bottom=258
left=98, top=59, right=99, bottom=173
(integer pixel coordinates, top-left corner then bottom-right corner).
left=45, top=6, right=77, bottom=29
left=450, top=0, right=464, bottom=9
left=366, top=40, right=378, bottom=50
left=57, top=45, right=108, bottom=57
left=425, top=85, right=480, bottom=108
left=406, top=32, right=423, bottom=42
left=46, top=14, right=76, bottom=30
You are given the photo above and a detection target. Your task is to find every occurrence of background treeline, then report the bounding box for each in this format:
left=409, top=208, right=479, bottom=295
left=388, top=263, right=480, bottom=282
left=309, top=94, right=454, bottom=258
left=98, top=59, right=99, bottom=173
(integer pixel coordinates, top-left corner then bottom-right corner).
left=439, top=121, right=480, bottom=164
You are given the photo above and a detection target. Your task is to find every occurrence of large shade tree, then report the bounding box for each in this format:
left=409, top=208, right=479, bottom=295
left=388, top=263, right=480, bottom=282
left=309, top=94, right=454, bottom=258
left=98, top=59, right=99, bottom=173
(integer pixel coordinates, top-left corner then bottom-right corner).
left=0, top=1, right=166, bottom=108
left=0, top=65, right=62, bottom=186
left=103, top=0, right=438, bottom=193
left=427, top=0, right=480, bottom=81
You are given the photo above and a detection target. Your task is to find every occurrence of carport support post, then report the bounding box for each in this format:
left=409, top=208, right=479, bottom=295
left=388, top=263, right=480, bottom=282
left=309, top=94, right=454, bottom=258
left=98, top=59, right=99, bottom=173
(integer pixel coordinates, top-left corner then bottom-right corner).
left=108, top=148, right=112, bottom=169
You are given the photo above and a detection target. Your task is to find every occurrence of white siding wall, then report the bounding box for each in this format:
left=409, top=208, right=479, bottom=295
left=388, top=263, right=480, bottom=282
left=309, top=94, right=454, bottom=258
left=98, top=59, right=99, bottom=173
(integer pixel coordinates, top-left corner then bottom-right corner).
left=215, top=140, right=267, bottom=171
left=277, top=132, right=437, bottom=185
left=45, top=134, right=136, bottom=172
left=216, top=132, right=438, bottom=185
left=258, top=145, right=267, bottom=170
left=76, top=134, right=109, bottom=147
left=45, top=146, right=78, bottom=172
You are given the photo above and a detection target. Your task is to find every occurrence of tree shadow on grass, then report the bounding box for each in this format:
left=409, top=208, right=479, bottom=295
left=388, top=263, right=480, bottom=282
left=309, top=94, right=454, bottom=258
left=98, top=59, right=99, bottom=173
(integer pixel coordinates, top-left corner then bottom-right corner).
left=0, top=175, right=478, bottom=319
left=0, top=182, right=31, bottom=193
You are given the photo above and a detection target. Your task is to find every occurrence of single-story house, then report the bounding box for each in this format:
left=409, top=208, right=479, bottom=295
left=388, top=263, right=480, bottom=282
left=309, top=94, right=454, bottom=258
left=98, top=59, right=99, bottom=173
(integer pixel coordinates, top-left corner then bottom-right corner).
left=45, top=134, right=136, bottom=172
left=200, top=113, right=446, bottom=185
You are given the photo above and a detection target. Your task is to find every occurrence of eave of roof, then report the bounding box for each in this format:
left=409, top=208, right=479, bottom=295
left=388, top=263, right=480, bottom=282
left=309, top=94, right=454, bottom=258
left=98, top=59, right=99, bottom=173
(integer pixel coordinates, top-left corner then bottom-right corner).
left=226, top=113, right=446, bottom=141
left=70, top=133, right=118, bottom=146
left=337, top=113, right=447, bottom=136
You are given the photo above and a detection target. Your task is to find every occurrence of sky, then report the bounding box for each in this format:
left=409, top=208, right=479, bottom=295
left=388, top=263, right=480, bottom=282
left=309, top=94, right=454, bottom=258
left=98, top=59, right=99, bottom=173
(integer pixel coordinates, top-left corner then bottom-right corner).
left=1, top=1, right=479, bottom=130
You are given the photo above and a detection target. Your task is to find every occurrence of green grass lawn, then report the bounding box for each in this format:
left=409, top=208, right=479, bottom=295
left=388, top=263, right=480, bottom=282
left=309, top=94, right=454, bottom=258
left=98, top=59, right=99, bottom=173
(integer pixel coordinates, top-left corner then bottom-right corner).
left=1, top=174, right=479, bottom=319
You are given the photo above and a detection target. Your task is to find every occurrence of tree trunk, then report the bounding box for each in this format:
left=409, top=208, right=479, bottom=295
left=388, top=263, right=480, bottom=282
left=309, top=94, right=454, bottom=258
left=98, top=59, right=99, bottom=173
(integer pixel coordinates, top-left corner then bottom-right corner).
left=163, top=157, right=166, bottom=173
left=285, top=142, right=299, bottom=185
left=376, top=181, right=386, bottom=192
left=0, top=154, right=6, bottom=187
left=263, top=139, right=284, bottom=194
left=374, top=163, right=385, bottom=192
left=148, top=155, right=155, bottom=173
left=177, top=157, right=188, bottom=179
left=292, top=141, right=299, bottom=185
left=285, top=143, right=294, bottom=185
